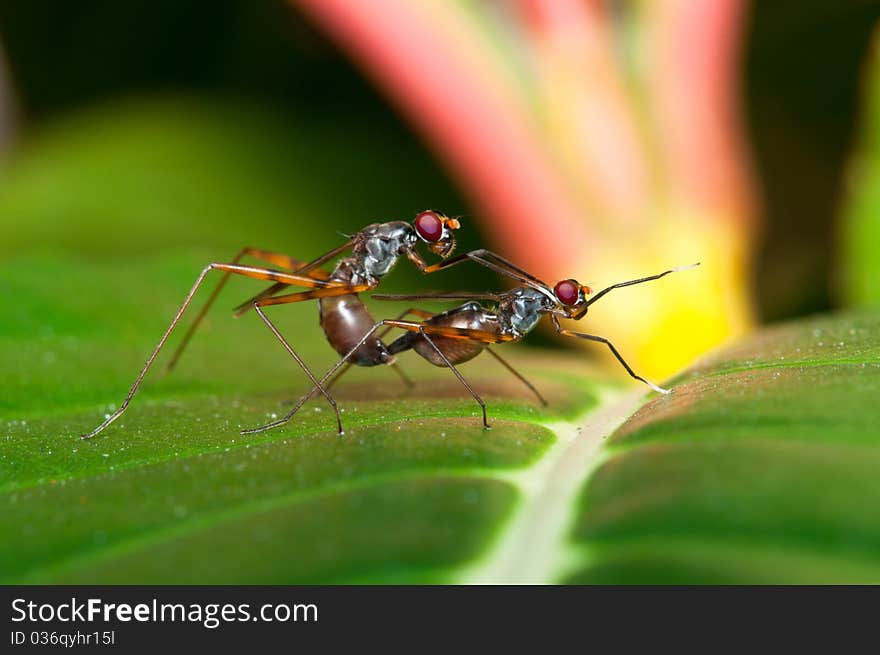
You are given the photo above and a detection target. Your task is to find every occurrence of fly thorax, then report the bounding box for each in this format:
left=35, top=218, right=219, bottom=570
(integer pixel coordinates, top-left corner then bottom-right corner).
left=363, top=237, right=400, bottom=278
left=329, top=258, right=370, bottom=286
left=356, top=221, right=415, bottom=279
left=499, top=287, right=550, bottom=336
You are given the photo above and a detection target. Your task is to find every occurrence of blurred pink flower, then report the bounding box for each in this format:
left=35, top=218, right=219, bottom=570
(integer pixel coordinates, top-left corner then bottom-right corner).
left=291, top=0, right=757, bottom=376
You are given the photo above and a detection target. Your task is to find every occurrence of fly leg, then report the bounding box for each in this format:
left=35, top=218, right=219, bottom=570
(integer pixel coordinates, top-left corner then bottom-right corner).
left=82, top=263, right=344, bottom=439
left=165, top=242, right=351, bottom=373
left=244, top=318, right=514, bottom=434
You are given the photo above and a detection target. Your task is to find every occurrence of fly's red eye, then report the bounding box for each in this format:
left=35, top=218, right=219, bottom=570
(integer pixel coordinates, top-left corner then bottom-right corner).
left=553, top=279, right=580, bottom=305
left=414, top=211, right=443, bottom=242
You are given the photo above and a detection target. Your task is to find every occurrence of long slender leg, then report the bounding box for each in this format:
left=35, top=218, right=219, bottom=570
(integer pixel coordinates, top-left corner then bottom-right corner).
left=551, top=316, right=669, bottom=394
left=379, top=320, right=515, bottom=344
left=231, top=242, right=354, bottom=316
left=318, top=358, right=410, bottom=397
left=416, top=327, right=490, bottom=428
left=241, top=318, right=404, bottom=435
left=253, top=283, right=371, bottom=307
left=203, top=263, right=339, bottom=286
left=244, top=319, right=513, bottom=434
left=165, top=242, right=350, bottom=372
left=376, top=306, right=542, bottom=407
left=484, top=347, right=547, bottom=406
left=372, top=291, right=502, bottom=302
left=389, top=363, right=413, bottom=388
left=246, top=282, right=382, bottom=433
left=230, top=247, right=335, bottom=273
left=586, top=263, right=700, bottom=306
left=81, top=262, right=343, bottom=440
left=387, top=308, right=436, bottom=321
left=320, top=308, right=433, bottom=394
left=252, top=305, right=342, bottom=435
left=420, top=248, right=549, bottom=291
left=320, top=363, right=352, bottom=393
left=232, top=282, right=297, bottom=316
left=164, top=248, right=251, bottom=373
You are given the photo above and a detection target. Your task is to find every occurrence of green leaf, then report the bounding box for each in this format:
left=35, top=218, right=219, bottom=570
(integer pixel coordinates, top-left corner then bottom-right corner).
left=6, top=248, right=878, bottom=584
left=0, top=98, right=603, bottom=584
left=4, top=97, right=879, bottom=584
left=0, top=250, right=600, bottom=584
left=564, top=311, right=880, bottom=584
left=839, top=30, right=880, bottom=307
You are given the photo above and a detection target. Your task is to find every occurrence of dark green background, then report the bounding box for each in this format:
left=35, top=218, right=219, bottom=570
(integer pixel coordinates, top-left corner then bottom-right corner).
left=1, top=0, right=880, bottom=316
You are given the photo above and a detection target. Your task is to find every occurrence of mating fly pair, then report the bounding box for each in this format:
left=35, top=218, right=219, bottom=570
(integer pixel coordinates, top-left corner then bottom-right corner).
left=273, top=251, right=697, bottom=433
left=82, top=210, right=693, bottom=439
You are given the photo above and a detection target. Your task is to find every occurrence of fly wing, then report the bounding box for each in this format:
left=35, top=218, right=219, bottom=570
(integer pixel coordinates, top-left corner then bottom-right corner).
left=372, top=291, right=502, bottom=302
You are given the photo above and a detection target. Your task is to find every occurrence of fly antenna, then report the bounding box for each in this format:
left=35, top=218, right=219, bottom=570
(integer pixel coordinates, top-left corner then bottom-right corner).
left=586, top=262, right=701, bottom=307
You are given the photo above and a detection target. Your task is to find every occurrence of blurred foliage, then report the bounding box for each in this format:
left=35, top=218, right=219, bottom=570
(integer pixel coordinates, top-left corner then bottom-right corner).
left=1, top=0, right=879, bottom=321
left=0, top=0, right=496, bottom=297
left=0, top=97, right=500, bottom=296
left=744, top=0, right=880, bottom=319
left=839, top=27, right=880, bottom=307
left=0, top=1, right=349, bottom=119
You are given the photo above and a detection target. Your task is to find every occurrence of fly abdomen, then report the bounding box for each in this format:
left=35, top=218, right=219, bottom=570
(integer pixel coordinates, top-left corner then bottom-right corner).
left=319, top=294, right=391, bottom=366
left=387, top=331, right=420, bottom=356
left=387, top=302, right=495, bottom=367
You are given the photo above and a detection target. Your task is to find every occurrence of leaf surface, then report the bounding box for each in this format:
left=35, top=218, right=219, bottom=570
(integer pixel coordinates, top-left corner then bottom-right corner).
left=564, top=312, right=880, bottom=584
left=3, top=99, right=878, bottom=584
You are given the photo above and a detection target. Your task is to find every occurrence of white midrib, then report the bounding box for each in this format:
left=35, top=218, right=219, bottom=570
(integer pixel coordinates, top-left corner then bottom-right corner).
left=458, top=387, right=647, bottom=584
